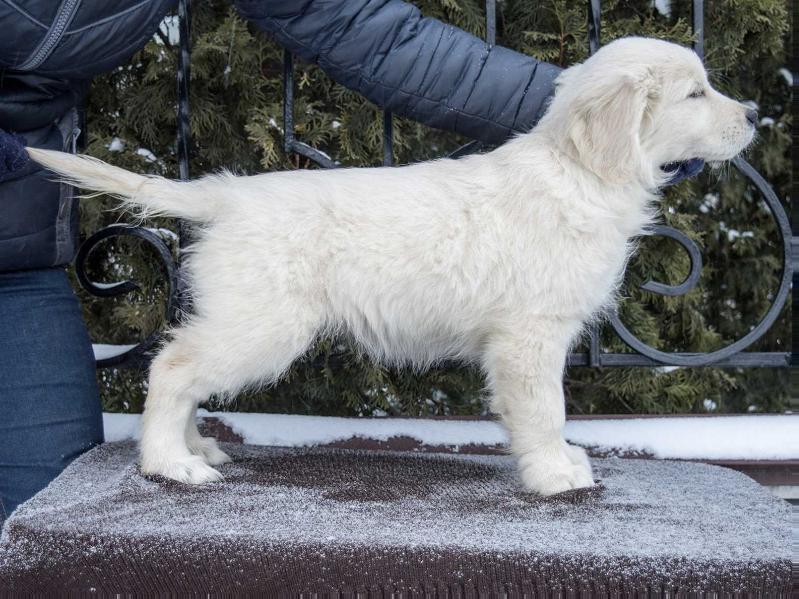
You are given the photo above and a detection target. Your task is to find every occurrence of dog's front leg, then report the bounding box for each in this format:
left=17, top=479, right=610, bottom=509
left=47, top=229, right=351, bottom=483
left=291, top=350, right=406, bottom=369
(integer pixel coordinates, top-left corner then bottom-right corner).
left=484, top=322, right=594, bottom=495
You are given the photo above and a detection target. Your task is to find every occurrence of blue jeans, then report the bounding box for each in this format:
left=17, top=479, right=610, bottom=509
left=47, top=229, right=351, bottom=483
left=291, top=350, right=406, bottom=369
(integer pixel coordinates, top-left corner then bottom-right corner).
left=0, top=268, right=103, bottom=525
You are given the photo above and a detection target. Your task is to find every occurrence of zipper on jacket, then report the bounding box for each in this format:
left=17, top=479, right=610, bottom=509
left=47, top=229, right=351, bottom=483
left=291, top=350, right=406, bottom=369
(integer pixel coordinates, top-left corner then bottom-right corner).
left=17, top=0, right=82, bottom=71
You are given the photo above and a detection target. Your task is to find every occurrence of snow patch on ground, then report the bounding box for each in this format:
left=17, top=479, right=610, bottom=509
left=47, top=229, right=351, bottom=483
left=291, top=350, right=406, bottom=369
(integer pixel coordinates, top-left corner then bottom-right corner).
left=206, top=410, right=509, bottom=448
left=93, top=344, right=138, bottom=361
left=157, top=15, right=180, bottom=46
left=102, top=412, right=141, bottom=442
left=136, top=148, right=157, bottom=162
left=145, top=227, right=179, bottom=241
left=90, top=282, right=124, bottom=290
left=103, top=412, right=798, bottom=460
left=652, top=0, right=670, bottom=16
left=564, top=416, right=797, bottom=460
left=107, top=137, right=125, bottom=152
left=698, top=192, right=719, bottom=214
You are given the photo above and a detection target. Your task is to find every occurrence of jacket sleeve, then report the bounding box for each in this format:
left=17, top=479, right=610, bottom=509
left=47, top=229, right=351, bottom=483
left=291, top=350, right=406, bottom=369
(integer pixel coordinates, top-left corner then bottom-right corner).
left=0, top=0, right=176, bottom=79
left=235, top=0, right=562, bottom=145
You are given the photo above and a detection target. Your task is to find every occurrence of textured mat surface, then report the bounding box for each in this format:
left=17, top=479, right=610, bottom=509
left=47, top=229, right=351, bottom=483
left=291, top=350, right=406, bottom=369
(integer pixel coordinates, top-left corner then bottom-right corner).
left=0, top=441, right=791, bottom=596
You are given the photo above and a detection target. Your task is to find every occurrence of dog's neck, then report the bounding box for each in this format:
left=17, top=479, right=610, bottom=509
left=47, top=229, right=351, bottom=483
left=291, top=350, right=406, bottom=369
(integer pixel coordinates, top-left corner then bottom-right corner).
left=488, top=131, right=659, bottom=239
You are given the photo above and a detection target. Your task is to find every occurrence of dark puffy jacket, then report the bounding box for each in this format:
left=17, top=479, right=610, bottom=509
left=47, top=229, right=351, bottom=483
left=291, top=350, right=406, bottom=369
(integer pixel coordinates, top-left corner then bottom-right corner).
left=0, top=0, right=175, bottom=272
left=235, top=0, right=562, bottom=145
left=1, top=0, right=562, bottom=272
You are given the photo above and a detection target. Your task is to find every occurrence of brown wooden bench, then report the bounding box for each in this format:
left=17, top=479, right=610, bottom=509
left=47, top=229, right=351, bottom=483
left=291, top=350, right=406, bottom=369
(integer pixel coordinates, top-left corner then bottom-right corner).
left=0, top=421, right=791, bottom=596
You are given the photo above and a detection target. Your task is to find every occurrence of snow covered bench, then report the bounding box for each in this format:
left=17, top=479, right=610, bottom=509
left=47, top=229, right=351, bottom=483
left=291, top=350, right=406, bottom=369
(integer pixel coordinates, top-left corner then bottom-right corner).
left=106, top=410, right=799, bottom=497
left=0, top=416, right=792, bottom=596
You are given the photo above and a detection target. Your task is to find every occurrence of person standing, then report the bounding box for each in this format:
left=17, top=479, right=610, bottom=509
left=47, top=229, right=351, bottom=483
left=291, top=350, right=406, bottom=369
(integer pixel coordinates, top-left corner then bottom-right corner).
left=0, top=0, right=177, bottom=525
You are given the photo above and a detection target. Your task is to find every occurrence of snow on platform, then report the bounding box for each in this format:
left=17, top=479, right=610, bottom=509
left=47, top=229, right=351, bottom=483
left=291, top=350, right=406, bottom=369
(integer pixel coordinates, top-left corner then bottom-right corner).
left=0, top=442, right=790, bottom=595
left=92, top=344, right=137, bottom=361
left=104, top=411, right=799, bottom=460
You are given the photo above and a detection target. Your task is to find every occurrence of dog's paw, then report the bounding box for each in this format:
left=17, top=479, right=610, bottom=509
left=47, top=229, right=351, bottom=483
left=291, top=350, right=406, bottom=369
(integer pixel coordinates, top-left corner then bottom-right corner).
left=188, top=436, right=233, bottom=466
left=141, top=455, right=224, bottom=484
left=517, top=446, right=594, bottom=496
left=520, top=463, right=595, bottom=496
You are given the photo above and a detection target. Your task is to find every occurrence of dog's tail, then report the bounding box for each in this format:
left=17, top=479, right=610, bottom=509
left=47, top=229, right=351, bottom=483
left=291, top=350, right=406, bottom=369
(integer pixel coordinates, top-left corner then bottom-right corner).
left=26, top=148, right=221, bottom=222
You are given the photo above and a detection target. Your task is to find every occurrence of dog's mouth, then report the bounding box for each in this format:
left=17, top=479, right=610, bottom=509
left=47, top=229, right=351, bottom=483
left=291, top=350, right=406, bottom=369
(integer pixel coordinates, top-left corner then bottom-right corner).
left=660, top=158, right=705, bottom=186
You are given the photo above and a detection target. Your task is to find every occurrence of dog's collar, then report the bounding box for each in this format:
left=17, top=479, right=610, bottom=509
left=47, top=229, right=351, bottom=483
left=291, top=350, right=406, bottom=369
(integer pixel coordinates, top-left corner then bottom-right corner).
left=660, top=158, right=705, bottom=187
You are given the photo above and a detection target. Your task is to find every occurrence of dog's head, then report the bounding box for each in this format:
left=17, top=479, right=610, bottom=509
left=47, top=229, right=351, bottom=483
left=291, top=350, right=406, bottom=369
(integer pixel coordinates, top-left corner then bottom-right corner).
left=543, top=37, right=756, bottom=187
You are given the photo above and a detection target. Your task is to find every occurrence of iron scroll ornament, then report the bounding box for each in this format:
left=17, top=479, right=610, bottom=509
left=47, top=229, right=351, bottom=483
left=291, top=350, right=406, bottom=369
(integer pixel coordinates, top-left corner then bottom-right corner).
left=75, top=224, right=179, bottom=368
left=609, top=156, right=793, bottom=367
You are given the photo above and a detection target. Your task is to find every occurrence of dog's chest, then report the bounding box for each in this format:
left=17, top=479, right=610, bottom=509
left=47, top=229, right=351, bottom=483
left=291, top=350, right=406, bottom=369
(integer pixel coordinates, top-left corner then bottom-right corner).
left=514, top=226, right=633, bottom=319
left=574, top=237, right=632, bottom=313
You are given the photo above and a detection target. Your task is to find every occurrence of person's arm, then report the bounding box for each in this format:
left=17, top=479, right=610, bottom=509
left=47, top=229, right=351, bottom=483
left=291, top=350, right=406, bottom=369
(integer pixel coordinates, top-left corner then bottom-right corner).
left=236, top=0, right=702, bottom=184
left=235, top=0, right=561, bottom=146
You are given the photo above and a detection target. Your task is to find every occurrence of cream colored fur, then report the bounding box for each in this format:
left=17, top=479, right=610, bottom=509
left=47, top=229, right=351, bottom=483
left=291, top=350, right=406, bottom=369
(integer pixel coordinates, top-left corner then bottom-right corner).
left=27, top=38, right=755, bottom=495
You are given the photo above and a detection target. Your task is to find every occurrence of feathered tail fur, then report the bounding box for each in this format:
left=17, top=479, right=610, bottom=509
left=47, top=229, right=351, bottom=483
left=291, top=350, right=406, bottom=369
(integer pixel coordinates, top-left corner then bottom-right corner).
left=26, top=148, right=220, bottom=221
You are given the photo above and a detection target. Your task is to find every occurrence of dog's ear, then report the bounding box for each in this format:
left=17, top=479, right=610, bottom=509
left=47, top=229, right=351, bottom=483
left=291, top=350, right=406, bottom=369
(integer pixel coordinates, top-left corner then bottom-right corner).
left=560, top=66, right=658, bottom=184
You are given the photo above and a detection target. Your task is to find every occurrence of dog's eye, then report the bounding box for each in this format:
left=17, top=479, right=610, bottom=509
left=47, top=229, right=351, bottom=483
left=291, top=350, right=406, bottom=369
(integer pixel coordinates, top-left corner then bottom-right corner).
left=688, top=89, right=705, bottom=99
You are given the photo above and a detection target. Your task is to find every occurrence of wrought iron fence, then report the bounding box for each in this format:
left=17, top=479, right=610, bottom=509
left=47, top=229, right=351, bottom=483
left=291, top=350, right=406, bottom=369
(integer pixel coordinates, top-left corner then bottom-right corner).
left=78, top=0, right=794, bottom=370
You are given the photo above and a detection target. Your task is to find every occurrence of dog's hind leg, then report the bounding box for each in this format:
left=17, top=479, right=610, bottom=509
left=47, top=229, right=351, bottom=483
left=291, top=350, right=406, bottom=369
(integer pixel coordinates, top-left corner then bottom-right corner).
left=483, top=319, right=595, bottom=496
left=139, top=311, right=320, bottom=483
left=139, top=335, right=222, bottom=484
left=185, top=417, right=233, bottom=466
left=138, top=327, right=238, bottom=484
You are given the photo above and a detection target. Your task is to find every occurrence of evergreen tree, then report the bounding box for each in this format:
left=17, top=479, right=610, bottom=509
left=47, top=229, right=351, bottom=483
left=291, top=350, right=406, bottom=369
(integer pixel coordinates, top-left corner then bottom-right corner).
left=75, top=0, right=791, bottom=416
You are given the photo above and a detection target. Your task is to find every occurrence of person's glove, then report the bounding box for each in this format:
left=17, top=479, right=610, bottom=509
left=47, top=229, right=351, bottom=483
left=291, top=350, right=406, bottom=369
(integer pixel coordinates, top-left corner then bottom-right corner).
left=0, top=128, right=28, bottom=183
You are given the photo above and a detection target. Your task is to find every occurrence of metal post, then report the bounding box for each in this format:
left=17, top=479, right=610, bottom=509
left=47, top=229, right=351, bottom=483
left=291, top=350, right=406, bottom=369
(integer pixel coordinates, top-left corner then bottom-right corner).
left=176, top=0, right=192, bottom=184
left=585, top=0, right=602, bottom=363
left=486, top=0, right=496, bottom=47
left=283, top=49, right=294, bottom=154
left=383, top=111, right=393, bottom=166
left=588, top=0, right=601, bottom=56
left=176, top=0, right=192, bottom=315
left=692, top=0, right=704, bottom=60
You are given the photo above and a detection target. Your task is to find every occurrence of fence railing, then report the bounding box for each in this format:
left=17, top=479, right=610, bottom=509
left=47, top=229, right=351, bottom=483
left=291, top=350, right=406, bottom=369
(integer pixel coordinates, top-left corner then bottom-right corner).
left=78, top=0, right=794, bottom=370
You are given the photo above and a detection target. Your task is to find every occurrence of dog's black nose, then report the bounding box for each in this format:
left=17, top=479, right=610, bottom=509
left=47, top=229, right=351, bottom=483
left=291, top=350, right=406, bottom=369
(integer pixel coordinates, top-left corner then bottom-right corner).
left=745, top=109, right=758, bottom=126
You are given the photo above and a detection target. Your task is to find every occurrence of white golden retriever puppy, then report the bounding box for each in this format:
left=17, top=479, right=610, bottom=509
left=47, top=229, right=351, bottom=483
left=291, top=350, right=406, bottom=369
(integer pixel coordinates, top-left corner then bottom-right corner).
left=29, top=37, right=756, bottom=495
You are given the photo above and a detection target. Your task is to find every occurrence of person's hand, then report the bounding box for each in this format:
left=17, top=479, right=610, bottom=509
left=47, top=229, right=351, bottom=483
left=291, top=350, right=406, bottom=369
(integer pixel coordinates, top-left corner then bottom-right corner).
left=0, top=128, right=28, bottom=183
